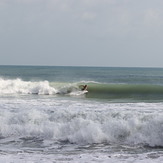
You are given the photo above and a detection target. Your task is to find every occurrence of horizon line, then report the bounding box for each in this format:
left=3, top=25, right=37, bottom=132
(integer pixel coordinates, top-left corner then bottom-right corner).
left=0, top=64, right=163, bottom=69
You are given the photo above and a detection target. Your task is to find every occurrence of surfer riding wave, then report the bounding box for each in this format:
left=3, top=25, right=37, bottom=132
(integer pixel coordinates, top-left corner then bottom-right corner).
left=80, top=85, right=88, bottom=91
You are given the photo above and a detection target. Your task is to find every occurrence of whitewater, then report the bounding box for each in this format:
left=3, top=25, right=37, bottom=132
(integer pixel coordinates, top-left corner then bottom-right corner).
left=0, top=66, right=163, bottom=163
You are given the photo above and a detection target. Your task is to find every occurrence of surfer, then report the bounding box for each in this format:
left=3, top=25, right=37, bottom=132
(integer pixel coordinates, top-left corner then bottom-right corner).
left=81, top=85, right=88, bottom=91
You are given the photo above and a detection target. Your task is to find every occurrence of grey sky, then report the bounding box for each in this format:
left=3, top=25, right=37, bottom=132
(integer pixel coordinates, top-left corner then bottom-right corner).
left=0, top=0, right=163, bottom=67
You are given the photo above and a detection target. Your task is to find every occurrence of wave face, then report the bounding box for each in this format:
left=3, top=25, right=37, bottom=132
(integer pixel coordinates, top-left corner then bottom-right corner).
left=85, top=83, right=163, bottom=100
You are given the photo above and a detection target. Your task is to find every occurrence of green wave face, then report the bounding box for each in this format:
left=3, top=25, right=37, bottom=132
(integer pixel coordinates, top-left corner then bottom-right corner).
left=84, top=83, right=163, bottom=100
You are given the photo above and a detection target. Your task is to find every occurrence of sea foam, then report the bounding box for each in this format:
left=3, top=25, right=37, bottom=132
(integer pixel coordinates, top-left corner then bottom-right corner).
left=0, top=78, right=56, bottom=94
left=0, top=78, right=87, bottom=96
left=0, top=98, right=162, bottom=147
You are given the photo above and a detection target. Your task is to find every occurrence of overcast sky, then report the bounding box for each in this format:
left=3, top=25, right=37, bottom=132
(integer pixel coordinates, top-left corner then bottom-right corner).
left=1, top=0, right=163, bottom=67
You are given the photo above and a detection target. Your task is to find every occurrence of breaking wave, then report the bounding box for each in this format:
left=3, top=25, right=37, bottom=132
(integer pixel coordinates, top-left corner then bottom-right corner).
left=1, top=78, right=163, bottom=100
left=0, top=78, right=85, bottom=96
left=0, top=103, right=163, bottom=148
left=0, top=78, right=57, bottom=95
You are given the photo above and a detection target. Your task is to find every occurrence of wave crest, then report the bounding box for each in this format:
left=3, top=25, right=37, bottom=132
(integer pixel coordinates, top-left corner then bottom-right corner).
left=0, top=78, right=57, bottom=95
left=0, top=78, right=87, bottom=96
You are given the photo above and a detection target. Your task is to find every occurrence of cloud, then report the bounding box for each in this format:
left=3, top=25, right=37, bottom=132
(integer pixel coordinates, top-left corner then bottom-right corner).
left=144, top=9, right=162, bottom=26
left=81, top=12, right=96, bottom=21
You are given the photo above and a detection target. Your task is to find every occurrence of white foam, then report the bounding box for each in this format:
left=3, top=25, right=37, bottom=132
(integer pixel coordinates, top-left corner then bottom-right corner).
left=0, top=98, right=163, bottom=162
left=0, top=98, right=162, bottom=147
left=0, top=78, right=89, bottom=97
left=0, top=151, right=162, bottom=163
left=0, top=78, right=57, bottom=95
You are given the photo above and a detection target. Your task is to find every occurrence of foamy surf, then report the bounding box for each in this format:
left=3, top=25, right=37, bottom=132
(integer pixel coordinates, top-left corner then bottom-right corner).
left=0, top=97, right=162, bottom=162
left=0, top=78, right=56, bottom=95
left=0, top=78, right=87, bottom=96
left=0, top=98, right=162, bottom=147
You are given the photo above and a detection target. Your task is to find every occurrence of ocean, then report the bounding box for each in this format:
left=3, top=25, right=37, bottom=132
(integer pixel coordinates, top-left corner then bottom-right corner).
left=0, top=65, right=162, bottom=163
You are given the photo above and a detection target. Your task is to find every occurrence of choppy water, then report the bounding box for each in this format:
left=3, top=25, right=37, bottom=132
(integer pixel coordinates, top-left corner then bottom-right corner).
left=0, top=66, right=163, bottom=163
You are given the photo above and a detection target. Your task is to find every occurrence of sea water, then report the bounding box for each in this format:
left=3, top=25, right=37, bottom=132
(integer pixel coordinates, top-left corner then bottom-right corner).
left=0, top=66, right=162, bottom=163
